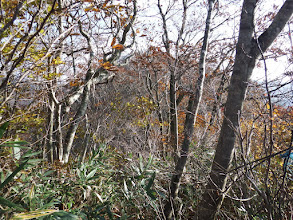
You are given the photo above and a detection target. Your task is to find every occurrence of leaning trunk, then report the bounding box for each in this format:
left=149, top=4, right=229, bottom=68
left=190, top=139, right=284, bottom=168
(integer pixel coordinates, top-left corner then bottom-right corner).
left=63, top=80, right=91, bottom=163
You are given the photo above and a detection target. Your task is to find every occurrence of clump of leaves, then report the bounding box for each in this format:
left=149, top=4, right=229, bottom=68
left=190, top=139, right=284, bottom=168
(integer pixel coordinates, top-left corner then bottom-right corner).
left=1, top=124, right=163, bottom=220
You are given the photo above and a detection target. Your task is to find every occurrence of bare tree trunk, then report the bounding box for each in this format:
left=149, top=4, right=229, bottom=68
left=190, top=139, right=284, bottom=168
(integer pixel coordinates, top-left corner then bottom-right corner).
left=196, top=1, right=293, bottom=219
left=158, top=0, right=179, bottom=161
left=55, top=0, right=64, bottom=162
left=63, top=80, right=91, bottom=163
left=80, top=114, right=90, bottom=164
left=46, top=0, right=65, bottom=163
left=48, top=98, right=55, bottom=163
left=56, top=103, right=63, bottom=161
left=163, top=0, right=216, bottom=218
left=169, top=70, right=179, bottom=160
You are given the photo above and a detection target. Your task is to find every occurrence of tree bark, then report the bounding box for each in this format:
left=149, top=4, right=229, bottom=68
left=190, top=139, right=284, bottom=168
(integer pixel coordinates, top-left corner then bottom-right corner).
left=163, top=0, right=216, bottom=218
left=195, top=0, right=293, bottom=219
left=63, top=80, right=91, bottom=163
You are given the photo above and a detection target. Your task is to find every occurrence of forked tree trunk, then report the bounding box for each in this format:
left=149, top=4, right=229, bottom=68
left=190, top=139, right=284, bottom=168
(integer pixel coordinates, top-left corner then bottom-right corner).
left=163, top=0, right=216, bottom=218
left=195, top=0, right=293, bottom=219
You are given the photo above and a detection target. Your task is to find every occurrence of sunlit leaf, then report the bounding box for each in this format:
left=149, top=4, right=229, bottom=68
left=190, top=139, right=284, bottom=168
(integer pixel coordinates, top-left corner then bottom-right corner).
left=11, top=209, right=58, bottom=220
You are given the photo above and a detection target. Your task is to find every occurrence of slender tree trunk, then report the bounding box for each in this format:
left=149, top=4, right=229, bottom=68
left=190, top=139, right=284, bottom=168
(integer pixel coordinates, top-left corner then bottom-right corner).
left=163, top=0, right=215, bottom=218
left=56, top=104, right=63, bottom=161
left=196, top=0, right=293, bottom=219
left=158, top=0, right=182, bottom=162
left=80, top=114, right=90, bottom=164
left=55, top=0, right=64, bottom=162
left=169, top=71, right=179, bottom=160
left=48, top=98, right=55, bottom=163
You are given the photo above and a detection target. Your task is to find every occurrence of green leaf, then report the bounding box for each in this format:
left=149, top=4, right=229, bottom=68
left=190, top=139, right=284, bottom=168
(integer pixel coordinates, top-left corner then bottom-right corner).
left=22, top=151, right=41, bottom=158
left=26, top=159, right=43, bottom=164
left=86, top=168, right=97, bottom=180
left=139, top=154, right=144, bottom=173
left=0, top=141, right=29, bottom=149
left=43, top=170, right=55, bottom=177
left=2, top=141, right=28, bottom=145
left=0, top=159, right=29, bottom=190
left=45, top=210, right=80, bottom=219
left=0, top=122, right=9, bottom=138
left=146, top=189, right=157, bottom=200
left=0, top=196, right=25, bottom=211
left=145, top=154, right=153, bottom=170
left=145, top=172, right=156, bottom=191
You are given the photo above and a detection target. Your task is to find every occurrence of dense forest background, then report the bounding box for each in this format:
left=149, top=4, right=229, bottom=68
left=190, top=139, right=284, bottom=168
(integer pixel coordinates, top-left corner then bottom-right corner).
left=0, top=0, right=293, bottom=219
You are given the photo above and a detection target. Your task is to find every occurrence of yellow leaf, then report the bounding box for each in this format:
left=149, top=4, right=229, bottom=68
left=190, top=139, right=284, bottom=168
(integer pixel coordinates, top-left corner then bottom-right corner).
left=84, top=7, right=92, bottom=12
left=11, top=210, right=58, bottom=220
left=29, top=184, right=35, bottom=200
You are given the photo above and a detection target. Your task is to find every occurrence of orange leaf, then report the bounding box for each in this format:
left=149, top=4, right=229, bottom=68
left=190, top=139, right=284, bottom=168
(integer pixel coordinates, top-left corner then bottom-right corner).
left=84, top=7, right=92, bottom=12
left=111, top=37, right=116, bottom=47
left=112, top=44, right=124, bottom=50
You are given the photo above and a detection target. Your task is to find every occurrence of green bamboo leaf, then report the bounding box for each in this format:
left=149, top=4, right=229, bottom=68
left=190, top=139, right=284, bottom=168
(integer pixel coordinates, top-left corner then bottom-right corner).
left=145, top=172, right=156, bottom=191
left=2, top=141, right=28, bottom=145
left=43, top=170, right=55, bottom=177
left=26, top=159, right=43, bottom=164
left=0, top=159, right=29, bottom=190
left=0, top=196, right=25, bottom=211
left=45, top=210, right=80, bottom=219
left=139, top=154, right=144, bottom=173
left=22, top=151, right=41, bottom=158
left=145, top=154, right=153, bottom=170
left=0, top=121, right=9, bottom=138
left=86, top=168, right=97, bottom=179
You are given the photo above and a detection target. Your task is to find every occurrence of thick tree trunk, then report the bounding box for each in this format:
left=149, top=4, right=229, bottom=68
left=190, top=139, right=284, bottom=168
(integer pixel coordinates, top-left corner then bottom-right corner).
left=195, top=0, right=293, bottom=219
left=163, top=0, right=215, bottom=218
